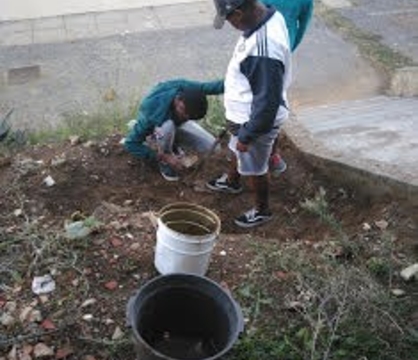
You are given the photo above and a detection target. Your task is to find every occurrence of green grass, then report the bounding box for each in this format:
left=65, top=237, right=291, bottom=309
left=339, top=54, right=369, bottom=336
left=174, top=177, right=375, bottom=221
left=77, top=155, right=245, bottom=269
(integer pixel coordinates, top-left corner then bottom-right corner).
left=28, top=101, right=138, bottom=145
left=317, top=3, right=415, bottom=82
left=225, top=189, right=418, bottom=360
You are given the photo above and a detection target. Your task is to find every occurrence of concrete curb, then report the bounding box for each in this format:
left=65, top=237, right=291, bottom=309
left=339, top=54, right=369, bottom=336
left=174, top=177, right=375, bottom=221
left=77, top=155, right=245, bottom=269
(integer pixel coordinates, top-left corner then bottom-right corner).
left=283, top=115, right=418, bottom=206
left=389, top=66, right=418, bottom=97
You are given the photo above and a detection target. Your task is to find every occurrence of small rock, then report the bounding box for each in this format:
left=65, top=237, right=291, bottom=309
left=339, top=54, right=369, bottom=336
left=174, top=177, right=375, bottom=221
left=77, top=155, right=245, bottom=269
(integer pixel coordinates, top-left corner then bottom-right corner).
left=50, top=157, right=66, bottom=167
left=28, top=309, right=42, bottom=323
left=43, top=175, right=56, bottom=187
left=400, top=263, right=418, bottom=281
left=83, top=141, right=96, bottom=148
left=219, top=250, right=227, bottom=256
left=69, top=135, right=81, bottom=146
left=83, top=356, right=97, bottom=360
left=109, top=221, right=123, bottom=231
left=111, top=326, right=124, bottom=340
left=22, top=344, right=33, bottom=358
left=82, top=314, right=94, bottom=322
left=20, top=306, right=34, bottom=323
left=8, top=345, right=18, bottom=360
left=38, top=295, right=49, bottom=304
left=33, top=343, right=54, bottom=358
left=130, top=243, right=141, bottom=251
left=0, top=312, right=15, bottom=327
left=32, top=275, right=56, bottom=295
left=81, top=298, right=97, bottom=308
left=104, top=318, right=115, bottom=325
left=13, top=208, right=23, bottom=217
left=104, top=280, right=118, bottom=290
left=362, top=222, right=371, bottom=231
left=391, top=289, right=406, bottom=297
left=375, top=220, right=388, bottom=230
left=40, top=319, right=56, bottom=330
left=110, top=237, right=123, bottom=248
left=19, top=353, right=32, bottom=360
left=5, top=301, right=17, bottom=313
left=123, top=200, right=133, bottom=207
left=55, top=347, right=73, bottom=359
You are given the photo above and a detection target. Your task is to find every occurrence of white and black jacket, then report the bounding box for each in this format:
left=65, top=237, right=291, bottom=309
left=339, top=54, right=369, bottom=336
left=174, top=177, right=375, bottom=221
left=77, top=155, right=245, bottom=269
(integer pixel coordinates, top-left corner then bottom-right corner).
left=224, top=7, right=292, bottom=144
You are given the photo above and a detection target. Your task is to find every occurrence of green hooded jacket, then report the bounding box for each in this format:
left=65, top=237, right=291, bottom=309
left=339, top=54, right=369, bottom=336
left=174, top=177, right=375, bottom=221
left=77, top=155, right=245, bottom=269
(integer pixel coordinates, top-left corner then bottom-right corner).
left=262, top=0, right=313, bottom=51
left=129, top=79, right=224, bottom=159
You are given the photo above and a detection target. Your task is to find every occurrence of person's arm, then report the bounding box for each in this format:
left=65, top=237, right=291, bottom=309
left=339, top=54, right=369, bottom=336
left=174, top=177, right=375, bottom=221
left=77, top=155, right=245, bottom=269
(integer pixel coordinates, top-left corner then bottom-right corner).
left=176, top=79, right=224, bottom=95
left=293, top=0, right=313, bottom=51
left=129, top=112, right=158, bottom=160
left=237, top=56, right=285, bottom=144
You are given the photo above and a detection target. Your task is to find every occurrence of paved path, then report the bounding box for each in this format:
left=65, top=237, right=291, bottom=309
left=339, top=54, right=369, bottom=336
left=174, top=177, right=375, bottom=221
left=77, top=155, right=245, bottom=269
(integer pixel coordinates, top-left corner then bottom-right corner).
left=0, top=0, right=198, bottom=21
left=0, top=1, right=214, bottom=46
left=0, top=1, right=381, bottom=129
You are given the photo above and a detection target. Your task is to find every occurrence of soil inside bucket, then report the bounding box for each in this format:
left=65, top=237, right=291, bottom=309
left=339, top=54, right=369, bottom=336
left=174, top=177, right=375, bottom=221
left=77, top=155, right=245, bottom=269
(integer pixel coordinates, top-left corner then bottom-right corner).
left=154, top=335, right=215, bottom=359
left=165, top=220, right=212, bottom=236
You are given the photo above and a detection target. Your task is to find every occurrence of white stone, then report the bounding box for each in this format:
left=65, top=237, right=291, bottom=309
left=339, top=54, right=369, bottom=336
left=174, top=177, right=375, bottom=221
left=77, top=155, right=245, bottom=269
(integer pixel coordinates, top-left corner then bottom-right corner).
left=362, top=222, right=371, bottom=231
left=81, top=298, right=97, bottom=308
left=69, top=135, right=81, bottom=146
left=82, top=314, right=94, bottom=321
left=400, top=263, right=418, bottom=281
left=33, top=343, right=54, bottom=358
left=0, top=312, right=15, bottom=326
left=375, top=220, right=388, bottom=230
left=13, top=208, right=23, bottom=217
left=43, top=175, right=56, bottom=187
left=112, top=326, right=124, bottom=340
left=391, top=288, right=406, bottom=297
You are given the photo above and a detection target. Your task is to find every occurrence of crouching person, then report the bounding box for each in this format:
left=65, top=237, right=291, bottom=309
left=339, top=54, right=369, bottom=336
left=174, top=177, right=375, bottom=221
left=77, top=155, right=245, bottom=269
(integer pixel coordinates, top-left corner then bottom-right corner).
left=124, top=79, right=224, bottom=181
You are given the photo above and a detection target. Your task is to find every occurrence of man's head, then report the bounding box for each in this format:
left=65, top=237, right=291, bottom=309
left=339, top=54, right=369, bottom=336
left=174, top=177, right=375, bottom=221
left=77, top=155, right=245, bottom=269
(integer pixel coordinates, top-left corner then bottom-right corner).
left=173, top=88, right=208, bottom=122
left=213, top=0, right=258, bottom=31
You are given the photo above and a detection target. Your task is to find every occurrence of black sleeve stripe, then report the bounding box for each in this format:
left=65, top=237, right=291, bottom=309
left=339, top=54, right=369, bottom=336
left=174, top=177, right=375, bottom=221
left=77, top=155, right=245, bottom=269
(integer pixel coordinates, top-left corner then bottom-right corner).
left=256, top=26, right=269, bottom=57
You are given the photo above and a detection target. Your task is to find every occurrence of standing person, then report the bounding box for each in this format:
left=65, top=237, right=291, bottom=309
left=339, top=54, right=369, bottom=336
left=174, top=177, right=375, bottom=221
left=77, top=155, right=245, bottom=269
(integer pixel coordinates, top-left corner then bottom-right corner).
left=263, top=0, right=313, bottom=51
left=263, top=0, right=313, bottom=175
left=206, top=0, right=292, bottom=228
left=124, top=79, right=223, bottom=181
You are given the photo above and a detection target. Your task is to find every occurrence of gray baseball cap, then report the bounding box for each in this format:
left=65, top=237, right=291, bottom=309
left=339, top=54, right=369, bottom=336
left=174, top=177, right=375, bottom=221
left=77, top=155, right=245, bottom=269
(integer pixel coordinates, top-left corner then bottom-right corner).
left=213, top=0, right=247, bottom=29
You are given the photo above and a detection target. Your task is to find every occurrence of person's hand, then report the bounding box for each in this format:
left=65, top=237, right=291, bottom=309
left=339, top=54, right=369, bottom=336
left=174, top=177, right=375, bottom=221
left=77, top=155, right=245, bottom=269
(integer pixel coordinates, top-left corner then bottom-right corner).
left=236, top=140, right=249, bottom=152
left=159, top=153, right=184, bottom=171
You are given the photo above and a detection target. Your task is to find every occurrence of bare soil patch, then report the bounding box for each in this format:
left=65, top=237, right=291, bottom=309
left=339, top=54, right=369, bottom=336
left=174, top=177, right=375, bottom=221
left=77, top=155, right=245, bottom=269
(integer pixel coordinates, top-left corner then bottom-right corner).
left=0, top=134, right=416, bottom=359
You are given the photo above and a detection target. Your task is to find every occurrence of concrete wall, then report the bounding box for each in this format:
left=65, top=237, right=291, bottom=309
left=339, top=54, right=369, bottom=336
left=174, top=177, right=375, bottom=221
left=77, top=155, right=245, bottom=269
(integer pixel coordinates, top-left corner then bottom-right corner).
left=0, top=0, right=198, bottom=21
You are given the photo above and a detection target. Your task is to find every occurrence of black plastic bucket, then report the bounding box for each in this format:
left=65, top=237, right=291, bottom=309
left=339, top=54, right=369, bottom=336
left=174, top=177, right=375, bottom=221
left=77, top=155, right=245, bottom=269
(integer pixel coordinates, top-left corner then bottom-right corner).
left=126, top=274, right=244, bottom=360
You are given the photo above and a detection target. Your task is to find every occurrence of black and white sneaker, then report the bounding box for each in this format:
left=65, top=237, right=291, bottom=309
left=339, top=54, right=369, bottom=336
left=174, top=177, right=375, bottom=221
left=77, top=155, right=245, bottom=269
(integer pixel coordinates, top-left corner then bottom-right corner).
left=234, top=208, right=273, bottom=228
left=206, top=173, right=242, bottom=194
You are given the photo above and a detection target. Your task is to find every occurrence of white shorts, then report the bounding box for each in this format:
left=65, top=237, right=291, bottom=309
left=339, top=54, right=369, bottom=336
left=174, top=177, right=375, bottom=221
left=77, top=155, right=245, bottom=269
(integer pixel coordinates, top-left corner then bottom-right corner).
left=229, top=127, right=280, bottom=176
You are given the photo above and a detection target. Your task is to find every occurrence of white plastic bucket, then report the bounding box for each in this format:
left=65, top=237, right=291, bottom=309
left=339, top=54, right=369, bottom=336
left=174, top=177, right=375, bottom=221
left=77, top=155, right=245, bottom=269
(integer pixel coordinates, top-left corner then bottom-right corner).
left=154, top=202, right=221, bottom=275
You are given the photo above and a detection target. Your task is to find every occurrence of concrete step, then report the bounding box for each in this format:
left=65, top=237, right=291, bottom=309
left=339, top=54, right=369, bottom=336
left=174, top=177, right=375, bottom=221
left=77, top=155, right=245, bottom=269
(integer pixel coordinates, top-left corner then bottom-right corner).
left=285, top=96, right=418, bottom=202
left=298, top=96, right=418, bottom=134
